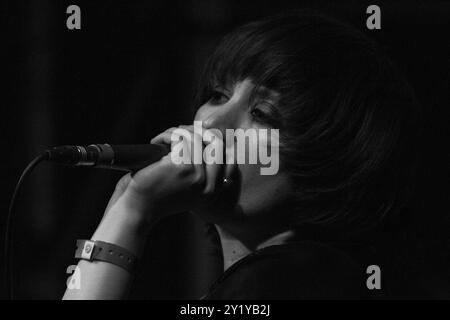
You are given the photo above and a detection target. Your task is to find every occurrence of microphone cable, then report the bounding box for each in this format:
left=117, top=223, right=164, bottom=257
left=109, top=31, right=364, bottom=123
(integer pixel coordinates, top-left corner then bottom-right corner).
left=4, top=152, right=49, bottom=300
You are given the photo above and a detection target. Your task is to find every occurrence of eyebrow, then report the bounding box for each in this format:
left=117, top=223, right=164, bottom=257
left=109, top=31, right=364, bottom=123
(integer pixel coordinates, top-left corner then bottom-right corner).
left=254, top=86, right=280, bottom=101
left=212, top=83, right=232, bottom=96
left=213, top=81, right=280, bottom=106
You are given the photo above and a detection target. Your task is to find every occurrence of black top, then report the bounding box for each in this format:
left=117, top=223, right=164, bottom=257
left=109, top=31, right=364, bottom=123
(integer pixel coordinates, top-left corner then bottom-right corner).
left=202, top=241, right=383, bottom=299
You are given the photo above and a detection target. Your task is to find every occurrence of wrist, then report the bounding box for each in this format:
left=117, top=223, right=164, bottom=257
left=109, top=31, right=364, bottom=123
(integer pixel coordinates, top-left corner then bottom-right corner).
left=93, top=200, right=154, bottom=257
left=112, top=189, right=160, bottom=229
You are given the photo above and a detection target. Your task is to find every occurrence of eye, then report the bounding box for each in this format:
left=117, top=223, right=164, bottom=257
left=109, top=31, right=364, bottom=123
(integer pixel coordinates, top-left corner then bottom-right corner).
left=249, top=102, right=276, bottom=125
left=250, top=108, right=267, bottom=121
left=209, top=90, right=229, bottom=105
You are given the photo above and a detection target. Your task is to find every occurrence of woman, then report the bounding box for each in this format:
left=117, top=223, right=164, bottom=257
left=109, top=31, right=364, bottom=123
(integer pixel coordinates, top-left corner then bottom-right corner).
left=63, top=11, right=421, bottom=299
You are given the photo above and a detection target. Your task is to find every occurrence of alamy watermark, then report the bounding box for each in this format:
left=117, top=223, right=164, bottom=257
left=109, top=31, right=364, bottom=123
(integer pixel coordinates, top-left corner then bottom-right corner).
left=366, top=265, right=381, bottom=290
left=66, top=265, right=81, bottom=290
left=169, top=121, right=280, bottom=175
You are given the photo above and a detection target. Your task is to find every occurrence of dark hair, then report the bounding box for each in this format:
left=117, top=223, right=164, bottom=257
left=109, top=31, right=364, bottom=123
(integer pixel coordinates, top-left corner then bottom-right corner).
left=196, top=11, right=422, bottom=241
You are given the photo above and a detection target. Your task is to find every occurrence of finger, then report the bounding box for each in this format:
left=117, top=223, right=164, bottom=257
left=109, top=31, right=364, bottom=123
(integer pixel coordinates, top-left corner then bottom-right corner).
left=151, top=128, right=183, bottom=150
left=150, top=128, right=177, bottom=145
left=183, top=124, right=233, bottom=194
left=202, top=128, right=225, bottom=195
left=222, top=143, right=238, bottom=188
left=176, top=125, right=203, bottom=168
left=222, top=162, right=237, bottom=188
left=178, top=124, right=194, bottom=130
left=171, top=126, right=206, bottom=192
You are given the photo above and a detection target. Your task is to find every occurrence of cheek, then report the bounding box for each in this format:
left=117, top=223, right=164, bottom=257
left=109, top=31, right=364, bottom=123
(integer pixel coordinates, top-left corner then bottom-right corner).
left=237, top=164, right=291, bottom=216
left=236, top=134, right=288, bottom=215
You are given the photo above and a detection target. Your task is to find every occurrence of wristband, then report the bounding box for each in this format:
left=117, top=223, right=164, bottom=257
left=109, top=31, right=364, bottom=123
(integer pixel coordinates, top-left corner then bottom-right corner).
left=74, top=239, right=138, bottom=274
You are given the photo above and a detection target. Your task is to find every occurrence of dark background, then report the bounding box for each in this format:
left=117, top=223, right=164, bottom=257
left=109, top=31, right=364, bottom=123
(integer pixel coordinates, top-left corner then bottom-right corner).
left=1, top=0, right=449, bottom=299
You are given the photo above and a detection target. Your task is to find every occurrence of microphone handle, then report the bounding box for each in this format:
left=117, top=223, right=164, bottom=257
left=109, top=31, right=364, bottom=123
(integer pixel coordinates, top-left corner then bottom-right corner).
left=46, top=144, right=169, bottom=172
left=104, top=144, right=169, bottom=171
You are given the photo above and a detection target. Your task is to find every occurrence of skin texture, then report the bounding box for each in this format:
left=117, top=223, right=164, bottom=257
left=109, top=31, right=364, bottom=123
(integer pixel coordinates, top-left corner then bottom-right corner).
left=192, top=80, right=295, bottom=243
left=193, top=79, right=296, bottom=269
left=63, top=79, right=296, bottom=299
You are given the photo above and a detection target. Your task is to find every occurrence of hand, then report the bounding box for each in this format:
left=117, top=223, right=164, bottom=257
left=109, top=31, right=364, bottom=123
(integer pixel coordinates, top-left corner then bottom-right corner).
left=103, top=125, right=235, bottom=232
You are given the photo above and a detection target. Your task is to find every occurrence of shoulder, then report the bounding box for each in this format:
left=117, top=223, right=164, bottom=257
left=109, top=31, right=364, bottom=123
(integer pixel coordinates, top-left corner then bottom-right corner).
left=205, top=241, right=372, bottom=299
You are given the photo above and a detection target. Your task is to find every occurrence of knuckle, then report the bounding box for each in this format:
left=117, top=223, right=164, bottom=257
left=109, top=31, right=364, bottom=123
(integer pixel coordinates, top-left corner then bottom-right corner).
left=174, top=163, right=191, bottom=175
left=173, top=162, right=196, bottom=178
left=203, top=184, right=215, bottom=197
left=191, top=170, right=206, bottom=187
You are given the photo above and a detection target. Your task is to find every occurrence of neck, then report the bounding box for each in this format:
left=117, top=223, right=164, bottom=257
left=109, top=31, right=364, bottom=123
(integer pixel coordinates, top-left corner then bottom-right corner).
left=215, top=224, right=296, bottom=271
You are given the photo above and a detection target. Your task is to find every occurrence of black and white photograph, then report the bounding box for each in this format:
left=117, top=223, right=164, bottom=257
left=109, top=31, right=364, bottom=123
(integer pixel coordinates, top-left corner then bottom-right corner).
left=1, top=0, right=449, bottom=304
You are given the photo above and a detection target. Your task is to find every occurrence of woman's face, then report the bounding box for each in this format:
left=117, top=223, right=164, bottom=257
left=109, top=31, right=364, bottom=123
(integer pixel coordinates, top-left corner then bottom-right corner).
left=192, top=79, right=294, bottom=228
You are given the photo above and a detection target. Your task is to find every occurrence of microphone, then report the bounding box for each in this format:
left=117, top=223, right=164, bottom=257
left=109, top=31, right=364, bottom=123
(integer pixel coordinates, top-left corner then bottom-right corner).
left=45, top=144, right=169, bottom=172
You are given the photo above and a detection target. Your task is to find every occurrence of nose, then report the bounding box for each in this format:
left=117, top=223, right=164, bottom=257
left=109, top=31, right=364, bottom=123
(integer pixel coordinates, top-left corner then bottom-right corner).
left=200, top=103, right=239, bottom=135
